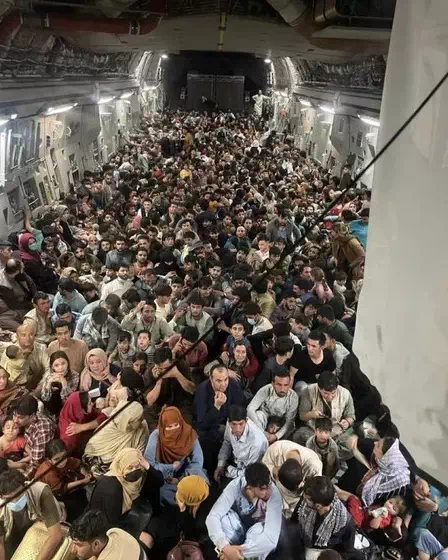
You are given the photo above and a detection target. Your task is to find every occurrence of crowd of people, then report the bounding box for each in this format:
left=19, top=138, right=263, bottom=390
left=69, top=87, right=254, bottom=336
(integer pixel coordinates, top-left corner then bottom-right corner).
left=0, top=109, right=444, bottom=560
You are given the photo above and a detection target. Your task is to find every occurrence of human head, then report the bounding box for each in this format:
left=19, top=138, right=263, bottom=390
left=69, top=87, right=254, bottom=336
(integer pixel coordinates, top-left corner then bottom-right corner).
left=210, top=364, right=229, bottom=394
left=155, top=284, right=172, bottom=304
left=175, top=475, right=210, bottom=513
left=70, top=510, right=109, bottom=559
left=0, top=368, right=9, bottom=391
left=54, top=320, right=71, bottom=346
left=46, top=439, right=69, bottom=469
left=306, top=330, right=325, bottom=359
left=245, top=462, right=272, bottom=501
left=189, top=293, right=204, bottom=319
left=314, top=417, right=333, bottom=447
left=317, top=371, right=339, bottom=402
left=141, top=299, right=156, bottom=323
left=384, top=495, right=406, bottom=517
left=317, top=305, right=335, bottom=326
left=278, top=458, right=303, bottom=492
left=0, top=469, right=27, bottom=510
left=373, top=436, right=396, bottom=462
left=16, top=323, right=35, bottom=351
left=303, top=475, right=335, bottom=512
left=50, top=350, right=70, bottom=375
left=86, top=349, right=107, bottom=375
left=136, top=330, right=151, bottom=351
left=58, top=278, right=76, bottom=300
left=228, top=404, right=247, bottom=437
left=32, top=291, right=50, bottom=315
left=230, top=321, right=246, bottom=341
left=244, top=302, right=261, bottom=325
left=117, top=330, right=132, bottom=352
left=274, top=336, right=294, bottom=359
left=13, top=394, right=38, bottom=428
left=104, top=294, right=121, bottom=316
left=117, top=264, right=130, bottom=280
left=303, top=297, right=319, bottom=318
left=272, top=370, right=291, bottom=398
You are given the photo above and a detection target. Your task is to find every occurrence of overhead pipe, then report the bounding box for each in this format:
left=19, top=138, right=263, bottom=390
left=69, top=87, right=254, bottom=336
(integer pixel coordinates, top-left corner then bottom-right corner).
left=265, top=0, right=389, bottom=55
left=0, top=9, right=162, bottom=47
left=217, top=12, right=227, bottom=52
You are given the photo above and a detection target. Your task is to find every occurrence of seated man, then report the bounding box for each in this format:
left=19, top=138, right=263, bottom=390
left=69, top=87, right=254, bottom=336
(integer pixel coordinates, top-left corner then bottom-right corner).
left=206, top=462, right=282, bottom=560
left=215, top=404, right=268, bottom=482
left=194, top=364, right=245, bottom=473
left=121, top=298, right=173, bottom=347
left=51, top=302, right=80, bottom=336
left=168, top=326, right=209, bottom=377
left=74, top=306, right=120, bottom=354
left=263, top=440, right=322, bottom=518
left=169, top=294, right=214, bottom=343
left=101, top=264, right=133, bottom=300
left=248, top=370, right=298, bottom=443
left=288, top=476, right=356, bottom=557
left=0, top=469, right=64, bottom=560
left=271, top=291, right=298, bottom=324
left=0, top=323, right=50, bottom=390
left=244, top=302, right=273, bottom=335
left=23, top=291, right=54, bottom=345
left=48, top=319, right=88, bottom=373
left=317, top=305, right=353, bottom=352
left=13, top=394, right=55, bottom=475
left=252, top=335, right=294, bottom=394
left=52, top=277, right=87, bottom=314
left=70, top=510, right=149, bottom=560
left=145, top=347, right=195, bottom=422
left=293, top=371, right=355, bottom=460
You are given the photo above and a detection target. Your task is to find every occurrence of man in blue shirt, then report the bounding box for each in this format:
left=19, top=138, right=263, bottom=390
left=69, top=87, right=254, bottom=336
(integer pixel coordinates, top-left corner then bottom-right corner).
left=349, top=207, right=369, bottom=249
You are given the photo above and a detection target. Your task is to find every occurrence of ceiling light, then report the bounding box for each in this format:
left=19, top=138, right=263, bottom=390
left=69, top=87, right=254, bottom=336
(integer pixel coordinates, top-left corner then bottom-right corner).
left=10, top=114, right=17, bottom=120
left=98, top=96, right=115, bottom=105
left=0, top=119, right=8, bottom=127
left=161, top=53, right=168, bottom=59
left=319, top=105, right=335, bottom=114
left=264, top=58, right=271, bottom=64
left=359, top=114, right=380, bottom=127
left=120, top=91, right=134, bottom=99
left=321, top=121, right=333, bottom=125
left=299, top=99, right=311, bottom=107
left=45, top=104, right=74, bottom=116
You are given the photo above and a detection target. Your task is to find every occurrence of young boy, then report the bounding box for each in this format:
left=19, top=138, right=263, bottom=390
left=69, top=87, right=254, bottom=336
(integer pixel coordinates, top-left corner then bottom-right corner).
left=136, top=329, right=154, bottom=364
left=306, top=417, right=340, bottom=479
left=108, top=331, right=135, bottom=369
left=290, top=312, right=311, bottom=346
left=223, top=321, right=250, bottom=355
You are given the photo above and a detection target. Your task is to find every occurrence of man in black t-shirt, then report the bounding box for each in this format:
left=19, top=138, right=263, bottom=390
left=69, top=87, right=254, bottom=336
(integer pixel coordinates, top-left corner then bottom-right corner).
left=289, top=330, right=336, bottom=396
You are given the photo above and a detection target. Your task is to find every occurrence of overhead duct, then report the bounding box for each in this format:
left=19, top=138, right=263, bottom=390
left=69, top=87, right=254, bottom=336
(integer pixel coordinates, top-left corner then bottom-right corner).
left=265, top=0, right=390, bottom=55
left=0, top=10, right=162, bottom=46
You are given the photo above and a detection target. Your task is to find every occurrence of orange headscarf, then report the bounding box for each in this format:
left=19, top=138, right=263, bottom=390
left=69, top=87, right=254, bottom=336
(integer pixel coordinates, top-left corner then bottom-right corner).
left=156, top=406, right=197, bottom=464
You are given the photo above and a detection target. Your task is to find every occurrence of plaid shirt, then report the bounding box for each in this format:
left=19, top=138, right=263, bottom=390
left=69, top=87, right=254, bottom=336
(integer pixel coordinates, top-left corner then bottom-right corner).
left=25, top=413, right=55, bottom=474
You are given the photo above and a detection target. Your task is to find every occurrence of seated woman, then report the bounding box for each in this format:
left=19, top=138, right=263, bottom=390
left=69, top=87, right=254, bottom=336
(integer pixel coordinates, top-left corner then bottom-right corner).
left=0, top=367, right=27, bottom=426
left=84, top=400, right=148, bottom=478
left=88, top=448, right=162, bottom=542
left=103, top=367, right=146, bottom=413
left=0, top=415, right=31, bottom=470
left=58, top=392, right=107, bottom=457
left=40, top=351, right=80, bottom=416
left=220, top=340, right=259, bottom=398
left=144, top=406, right=208, bottom=506
left=79, top=348, right=119, bottom=402
left=33, top=439, right=91, bottom=521
left=146, top=475, right=211, bottom=557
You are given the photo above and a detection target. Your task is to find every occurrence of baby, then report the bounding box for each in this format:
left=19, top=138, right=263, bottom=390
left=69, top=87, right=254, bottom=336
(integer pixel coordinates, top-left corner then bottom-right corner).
left=2, top=346, right=29, bottom=386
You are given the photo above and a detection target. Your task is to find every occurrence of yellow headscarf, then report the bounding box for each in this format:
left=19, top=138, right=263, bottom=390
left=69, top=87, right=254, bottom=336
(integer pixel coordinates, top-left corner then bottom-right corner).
left=106, top=448, right=144, bottom=512
left=176, top=475, right=209, bottom=507
left=83, top=401, right=148, bottom=465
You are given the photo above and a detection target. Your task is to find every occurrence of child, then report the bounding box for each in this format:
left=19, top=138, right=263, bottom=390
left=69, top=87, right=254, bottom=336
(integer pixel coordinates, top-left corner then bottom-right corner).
left=0, top=415, right=31, bottom=470
left=306, top=417, right=340, bottom=479
left=337, top=487, right=407, bottom=534
left=108, top=330, right=135, bottom=369
left=131, top=352, right=151, bottom=387
left=104, top=367, right=145, bottom=411
left=2, top=345, right=29, bottom=386
left=290, top=312, right=311, bottom=346
left=311, top=267, right=334, bottom=304
left=222, top=321, right=250, bottom=356
left=136, top=329, right=154, bottom=364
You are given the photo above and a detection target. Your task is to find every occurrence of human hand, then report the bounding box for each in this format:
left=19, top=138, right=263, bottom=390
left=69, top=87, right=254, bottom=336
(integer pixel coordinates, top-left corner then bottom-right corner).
left=214, top=391, right=227, bottom=410
left=214, top=466, right=225, bottom=482
left=227, top=369, right=241, bottom=381
left=66, top=422, right=83, bottom=436
left=312, top=410, right=324, bottom=419
left=136, top=301, right=146, bottom=313
left=265, top=432, right=277, bottom=444
left=339, top=419, right=350, bottom=431
left=140, top=456, right=150, bottom=471
left=221, top=545, right=244, bottom=560
left=172, top=461, right=182, bottom=472
left=174, top=306, right=187, bottom=319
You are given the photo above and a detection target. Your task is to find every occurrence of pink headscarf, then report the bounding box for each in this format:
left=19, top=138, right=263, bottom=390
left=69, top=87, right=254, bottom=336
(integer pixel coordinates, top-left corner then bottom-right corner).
left=19, top=232, right=40, bottom=262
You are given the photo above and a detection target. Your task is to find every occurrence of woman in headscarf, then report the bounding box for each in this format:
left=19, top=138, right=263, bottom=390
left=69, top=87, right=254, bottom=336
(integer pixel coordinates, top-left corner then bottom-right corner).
left=359, top=437, right=411, bottom=507
left=331, top=221, right=365, bottom=281
left=146, top=475, right=210, bottom=557
left=79, top=348, right=117, bottom=397
left=18, top=232, right=58, bottom=294
left=58, top=391, right=107, bottom=456
left=0, top=367, right=27, bottom=426
left=53, top=204, right=75, bottom=247
left=144, top=406, right=208, bottom=506
left=84, top=400, right=148, bottom=478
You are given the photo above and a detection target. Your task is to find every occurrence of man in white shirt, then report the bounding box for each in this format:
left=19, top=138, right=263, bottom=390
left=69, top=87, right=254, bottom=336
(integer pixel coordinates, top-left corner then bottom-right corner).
left=206, top=462, right=282, bottom=560
left=244, top=302, right=273, bottom=335
left=263, top=440, right=322, bottom=518
left=215, top=404, right=268, bottom=482
left=101, top=264, right=133, bottom=300
left=248, top=370, right=299, bottom=443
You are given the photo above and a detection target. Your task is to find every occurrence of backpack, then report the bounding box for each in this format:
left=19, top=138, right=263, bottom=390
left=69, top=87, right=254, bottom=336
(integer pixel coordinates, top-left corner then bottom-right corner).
left=167, top=540, right=204, bottom=560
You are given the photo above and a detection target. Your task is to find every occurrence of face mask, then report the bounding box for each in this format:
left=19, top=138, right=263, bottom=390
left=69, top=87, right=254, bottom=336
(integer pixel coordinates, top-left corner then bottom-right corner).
left=124, top=469, right=144, bottom=483
left=28, top=242, right=39, bottom=252
left=7, top=493, right=28, bottom=512
left=247, top=318, right=256, bottom=326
